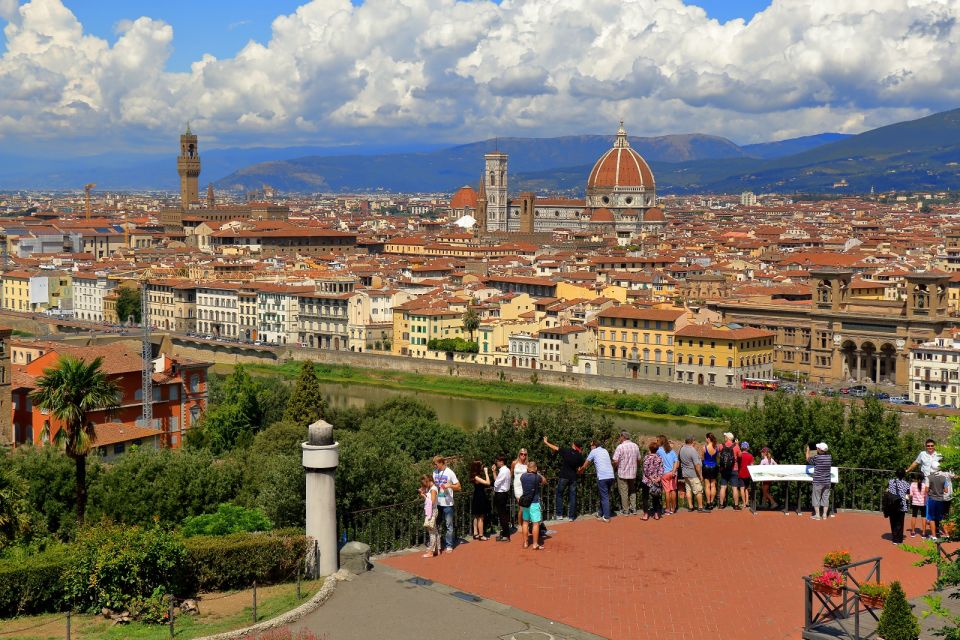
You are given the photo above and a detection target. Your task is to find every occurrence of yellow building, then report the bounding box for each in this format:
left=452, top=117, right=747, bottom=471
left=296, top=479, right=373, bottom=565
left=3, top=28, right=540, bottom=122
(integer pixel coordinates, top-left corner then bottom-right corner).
left=476, top=319, right=540, bottom=364
left=849, top=278, right=885, bottom=301
left=1, top=270, right=72, bottom=313
left=405, top=307, right=468, bottom=358
left=596, top=306, right=687, bottom=381
left=555, top=281, right=627, bottom=303
left=673, top=324, right=776, bottom=387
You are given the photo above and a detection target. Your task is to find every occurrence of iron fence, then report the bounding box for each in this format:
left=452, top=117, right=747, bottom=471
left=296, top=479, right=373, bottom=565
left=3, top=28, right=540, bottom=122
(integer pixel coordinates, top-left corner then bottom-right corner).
left=340, top=467, right=901, bottom=555
left=802, top=557, right=882, bottom=640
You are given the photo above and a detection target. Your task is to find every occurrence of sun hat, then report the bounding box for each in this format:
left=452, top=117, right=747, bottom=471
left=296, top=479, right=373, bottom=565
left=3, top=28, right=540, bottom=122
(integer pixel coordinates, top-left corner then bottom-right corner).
left=723, top=431, right=734, bottom=440
left=816, top=442, right=828, bottom=451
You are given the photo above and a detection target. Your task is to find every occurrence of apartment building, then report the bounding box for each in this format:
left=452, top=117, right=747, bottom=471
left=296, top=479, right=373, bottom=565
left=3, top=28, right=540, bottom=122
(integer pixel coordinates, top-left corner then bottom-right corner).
left=909, top=337, right=960, bottom=407
left=537, top=325, right=596, bottom=372
left=146, top=279, right=197, bottom=333
left=347, top=289, right=414, bottom=352
left=257, top=284, right=312, bottom=345
left=297, top=291, right=350, bottom=350
left=2, top=270, right=73, bottom=314
left=196, top=283, right=241, bottom=338
left=673, top=324, right=776, bottom=387
left=596, top=306, right=687, bottom=381
left=73, top=271, right=120, bottom=322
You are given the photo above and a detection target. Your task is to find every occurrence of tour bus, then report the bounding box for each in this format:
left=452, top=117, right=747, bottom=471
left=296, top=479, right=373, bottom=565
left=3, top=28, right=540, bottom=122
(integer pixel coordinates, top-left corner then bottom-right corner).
left=741, top=377, right=779, bottom=391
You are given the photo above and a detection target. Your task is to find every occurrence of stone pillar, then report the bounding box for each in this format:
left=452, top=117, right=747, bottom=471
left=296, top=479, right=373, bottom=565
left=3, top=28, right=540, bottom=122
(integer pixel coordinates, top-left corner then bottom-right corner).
left=302, top=419, right=339, bottom=578
left=875, top=354, right=881, bottom=383
left=856, top=353, right=862, bottom=381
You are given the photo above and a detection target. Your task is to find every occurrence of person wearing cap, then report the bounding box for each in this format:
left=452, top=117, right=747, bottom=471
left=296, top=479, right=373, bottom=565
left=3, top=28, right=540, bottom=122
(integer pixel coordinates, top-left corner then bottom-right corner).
left=738, top=442, right=755, bottom=509
left=806, top=443, right=833, bottom=520
left=544, top=436, right=585, bottom=520
left=580, top=439, right=615, bottom=522
left=613, top=431, right=641, bottom=516
left=717, top=432, right=742, bottom=510
left=926, top=461, right=953, bottom=541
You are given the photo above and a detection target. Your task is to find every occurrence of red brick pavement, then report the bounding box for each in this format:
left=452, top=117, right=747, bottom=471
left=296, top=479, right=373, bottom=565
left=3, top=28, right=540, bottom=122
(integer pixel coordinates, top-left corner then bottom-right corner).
left=381, top=510, right=936, bottom=640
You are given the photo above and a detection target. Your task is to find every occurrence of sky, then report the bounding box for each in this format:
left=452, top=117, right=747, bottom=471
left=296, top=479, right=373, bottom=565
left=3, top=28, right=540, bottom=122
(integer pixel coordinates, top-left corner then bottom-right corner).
left=0, top=0, right=957, bottom=157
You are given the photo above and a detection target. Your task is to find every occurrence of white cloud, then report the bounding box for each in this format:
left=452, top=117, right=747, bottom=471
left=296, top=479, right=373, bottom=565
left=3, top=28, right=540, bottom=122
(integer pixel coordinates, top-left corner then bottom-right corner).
left=0, top=0, right=959, bottom=151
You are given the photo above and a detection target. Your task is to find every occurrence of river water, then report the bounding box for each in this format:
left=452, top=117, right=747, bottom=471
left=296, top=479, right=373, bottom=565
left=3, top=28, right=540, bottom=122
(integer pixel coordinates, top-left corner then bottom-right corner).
left=317, top=382, right=712, bottom=441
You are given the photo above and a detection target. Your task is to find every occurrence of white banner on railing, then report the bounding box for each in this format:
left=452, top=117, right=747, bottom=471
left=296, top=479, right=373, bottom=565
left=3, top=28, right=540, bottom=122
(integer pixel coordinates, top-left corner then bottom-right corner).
left=748, top=464, right=839, bottom=483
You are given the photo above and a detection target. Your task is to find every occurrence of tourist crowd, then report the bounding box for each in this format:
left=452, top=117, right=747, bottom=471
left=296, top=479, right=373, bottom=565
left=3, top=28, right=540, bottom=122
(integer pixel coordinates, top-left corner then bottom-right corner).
left=419, top=434, right=953, bottom=556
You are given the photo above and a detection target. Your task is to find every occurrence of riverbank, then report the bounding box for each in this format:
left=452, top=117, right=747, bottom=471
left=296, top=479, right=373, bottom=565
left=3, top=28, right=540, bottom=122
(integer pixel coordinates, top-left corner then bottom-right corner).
left=220, top=361, right=729, bottom=427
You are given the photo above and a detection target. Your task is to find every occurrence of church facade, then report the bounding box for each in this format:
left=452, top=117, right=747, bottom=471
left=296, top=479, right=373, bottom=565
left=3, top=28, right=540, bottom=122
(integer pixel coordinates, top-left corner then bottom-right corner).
left=471, top=123, right=666, bottom=240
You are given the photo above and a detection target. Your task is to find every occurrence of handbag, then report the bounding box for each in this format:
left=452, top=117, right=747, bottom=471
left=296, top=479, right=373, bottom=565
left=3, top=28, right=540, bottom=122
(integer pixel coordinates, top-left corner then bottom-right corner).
left=424, top=510, right=437, bottom=528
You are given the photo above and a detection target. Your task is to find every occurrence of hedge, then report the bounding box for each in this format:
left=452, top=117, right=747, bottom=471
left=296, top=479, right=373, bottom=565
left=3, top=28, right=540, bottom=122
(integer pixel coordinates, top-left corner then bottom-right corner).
left=183, top=530, right=310, bottom=592
left=0, top=547, right=69, bottom=617
left=0, top=530, right=310, bottom=617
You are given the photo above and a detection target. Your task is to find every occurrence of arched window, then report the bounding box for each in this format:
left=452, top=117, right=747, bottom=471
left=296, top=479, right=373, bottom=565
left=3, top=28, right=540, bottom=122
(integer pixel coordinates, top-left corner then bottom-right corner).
left=709, top=357, right=715, bottom=367
left=190, top=374, right=201, bottom=393
left=599, top=345, right=606, bottom=357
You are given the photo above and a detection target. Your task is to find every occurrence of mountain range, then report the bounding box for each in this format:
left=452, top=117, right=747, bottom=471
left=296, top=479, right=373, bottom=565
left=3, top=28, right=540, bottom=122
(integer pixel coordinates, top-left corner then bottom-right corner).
left=3, top=107, right=960, bottom=194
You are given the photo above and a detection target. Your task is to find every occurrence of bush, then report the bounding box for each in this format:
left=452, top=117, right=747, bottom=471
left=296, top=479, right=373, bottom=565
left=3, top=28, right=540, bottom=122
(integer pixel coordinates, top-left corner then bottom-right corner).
left=183, top=531, right=310, bottom=592
left=63, top=525, right=187, bottom=613
left=0, top=545, right=69, bottom=616
left=427, top=338, right=478, bottom=353
left=877, top=581, right=920, bottom=640
left=182, top=504, right=273, bottom=537
left=647, top=395, right=671, bottom=415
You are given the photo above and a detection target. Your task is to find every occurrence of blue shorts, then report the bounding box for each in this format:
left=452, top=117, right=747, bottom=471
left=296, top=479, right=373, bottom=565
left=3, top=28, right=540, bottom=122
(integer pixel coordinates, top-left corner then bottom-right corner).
left=522, top=503, right=543, bottom=523
left=928, top=500, right=950, bottom=522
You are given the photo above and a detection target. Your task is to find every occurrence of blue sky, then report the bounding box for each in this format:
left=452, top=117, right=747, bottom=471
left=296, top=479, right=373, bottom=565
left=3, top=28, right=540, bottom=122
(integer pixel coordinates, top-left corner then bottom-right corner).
left=11, top=0, right=774, bottom=72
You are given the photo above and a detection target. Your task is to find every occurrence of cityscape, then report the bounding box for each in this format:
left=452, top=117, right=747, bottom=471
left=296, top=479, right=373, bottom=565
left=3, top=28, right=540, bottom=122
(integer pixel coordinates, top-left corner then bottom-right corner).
left=2, top=1, right=960, bottom=639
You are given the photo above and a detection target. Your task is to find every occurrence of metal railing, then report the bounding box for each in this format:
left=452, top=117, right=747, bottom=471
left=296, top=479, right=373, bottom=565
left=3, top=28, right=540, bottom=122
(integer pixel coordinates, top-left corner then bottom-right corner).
left=339, top=476, right=602, bottom=556
left=803, top=557, right=882, bottom=640
left=341, top=467, right=898, bottom=556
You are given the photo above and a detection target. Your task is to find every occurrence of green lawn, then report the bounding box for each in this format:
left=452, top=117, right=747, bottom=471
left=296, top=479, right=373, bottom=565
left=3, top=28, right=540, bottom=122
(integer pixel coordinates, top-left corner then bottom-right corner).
left=0, top=579, right=325, bottom=640
left=232, top=360, right=729, bottom=424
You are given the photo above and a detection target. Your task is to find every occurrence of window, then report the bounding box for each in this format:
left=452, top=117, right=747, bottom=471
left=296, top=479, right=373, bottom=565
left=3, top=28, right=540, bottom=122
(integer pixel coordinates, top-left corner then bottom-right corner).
left=190, top=374, right=201, bottom=393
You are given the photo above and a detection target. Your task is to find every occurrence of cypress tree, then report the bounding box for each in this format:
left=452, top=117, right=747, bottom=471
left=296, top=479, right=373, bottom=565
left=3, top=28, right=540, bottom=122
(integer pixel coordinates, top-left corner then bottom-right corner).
left=877, top=581, right=920, bottom=640
left=283, top=361, right=327, bottom=426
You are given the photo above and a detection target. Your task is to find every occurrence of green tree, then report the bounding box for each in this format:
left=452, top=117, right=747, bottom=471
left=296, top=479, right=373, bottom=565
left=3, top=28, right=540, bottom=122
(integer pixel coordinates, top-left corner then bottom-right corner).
left=30, top=356, right=121, bottom=526
left=2, top=446, right=90, bottom=539
left=88, top=447, right=242, bottom=528
left=877, top=581, right=920, bottom=640
left=114, top=286, right=141, bottom=324
left=181, top=504, right=272, bottom=537
left=462, top=307, right=480, bottom=341
left=283, top=361, right=327, bottom=426
left=191, top=365, right=263, bottom=453
left=0, top=464, right=33, bottom=550
left=256, top=375, right=291, bottom=427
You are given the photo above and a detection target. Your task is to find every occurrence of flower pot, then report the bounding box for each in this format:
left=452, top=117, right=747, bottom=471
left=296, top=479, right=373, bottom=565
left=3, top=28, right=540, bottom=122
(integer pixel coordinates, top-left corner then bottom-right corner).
left=812, top=582, right=844, bottom=598
left=859, top=594, right=885, bottom=609
left=943, top=522, right=956, bottom=538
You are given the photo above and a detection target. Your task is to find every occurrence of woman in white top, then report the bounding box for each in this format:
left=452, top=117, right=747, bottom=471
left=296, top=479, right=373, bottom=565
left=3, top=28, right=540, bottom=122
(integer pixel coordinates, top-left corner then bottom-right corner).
left=511, top=448, right=529, bottom=527
left=759, top=447, right=779, bottom=510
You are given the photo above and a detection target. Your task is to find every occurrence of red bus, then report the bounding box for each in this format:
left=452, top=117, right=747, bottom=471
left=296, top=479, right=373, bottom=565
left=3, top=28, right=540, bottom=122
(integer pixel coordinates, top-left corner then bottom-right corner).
left=742, top=378, right=779, bottom=391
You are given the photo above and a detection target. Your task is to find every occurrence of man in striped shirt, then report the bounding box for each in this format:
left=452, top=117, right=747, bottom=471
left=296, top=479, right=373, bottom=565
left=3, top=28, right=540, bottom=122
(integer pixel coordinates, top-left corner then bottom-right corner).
left=806, top=442, right=833, bottom=520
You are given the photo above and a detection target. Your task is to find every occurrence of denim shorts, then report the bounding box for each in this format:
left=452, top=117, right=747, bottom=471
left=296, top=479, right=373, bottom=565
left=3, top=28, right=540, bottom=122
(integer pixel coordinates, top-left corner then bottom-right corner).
left=719, top=472, right=742, bottom=488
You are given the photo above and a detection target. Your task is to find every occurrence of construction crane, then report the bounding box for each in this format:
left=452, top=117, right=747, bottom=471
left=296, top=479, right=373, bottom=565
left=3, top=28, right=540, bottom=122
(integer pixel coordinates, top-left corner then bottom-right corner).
left=84, top=183, right=96, bottom=220
left=139, top=270, right=153, bottom=429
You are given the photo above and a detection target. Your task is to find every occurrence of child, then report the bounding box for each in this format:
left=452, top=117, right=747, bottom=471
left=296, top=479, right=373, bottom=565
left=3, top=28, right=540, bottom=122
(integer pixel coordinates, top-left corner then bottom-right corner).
left=419, top=475, right=440, bottom=557
left=909, top=473, right=927, bottom=538
left=759, top=447, right=779, bottom=510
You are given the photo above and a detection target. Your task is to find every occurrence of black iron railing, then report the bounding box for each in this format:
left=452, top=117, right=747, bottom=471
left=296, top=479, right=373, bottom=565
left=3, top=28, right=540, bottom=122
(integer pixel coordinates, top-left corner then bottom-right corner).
left=341, top=467, right=898, bottom=556
left=803, top=557, right=882, bottom=640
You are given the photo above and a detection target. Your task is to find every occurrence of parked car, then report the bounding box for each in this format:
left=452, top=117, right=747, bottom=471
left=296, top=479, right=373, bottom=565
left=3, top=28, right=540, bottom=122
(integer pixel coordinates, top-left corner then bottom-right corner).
left=821, top=388, right=838, bottom=397
left=887, top=396, right=907, bottom=404
left=872, top=392, right=890, bottom=400
left=925, top=403, right=941, bottom=409
left=901, top=400, right=918, bottom=406
left=780, top=383, right=797, bottom=393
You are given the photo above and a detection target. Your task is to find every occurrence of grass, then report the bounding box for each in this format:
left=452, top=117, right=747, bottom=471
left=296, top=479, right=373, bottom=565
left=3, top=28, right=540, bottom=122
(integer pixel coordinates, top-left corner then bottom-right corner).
left=229, top=360, right=731, bottom=425
left=0, top=579, right=325, bottom=640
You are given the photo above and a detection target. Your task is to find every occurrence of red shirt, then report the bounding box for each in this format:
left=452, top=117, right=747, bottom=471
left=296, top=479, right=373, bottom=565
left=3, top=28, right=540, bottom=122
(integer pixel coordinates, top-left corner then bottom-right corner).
left=738, top=452, right=754, bottom=478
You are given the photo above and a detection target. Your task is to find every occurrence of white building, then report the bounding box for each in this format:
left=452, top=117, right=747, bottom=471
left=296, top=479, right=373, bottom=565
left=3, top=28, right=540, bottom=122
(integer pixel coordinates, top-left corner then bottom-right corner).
left=196, top=283, right=240, bottom=338
left=348, top=288, right=414, bottom=352
left=508, top=333, right=539, bottom=369
left=909, top=337, right=960, bottom=407
left=257, top=284, right=311, bottom=345
left=740, top=191, right=758, bottom=206
left=72, top=271, right=117, bottom=322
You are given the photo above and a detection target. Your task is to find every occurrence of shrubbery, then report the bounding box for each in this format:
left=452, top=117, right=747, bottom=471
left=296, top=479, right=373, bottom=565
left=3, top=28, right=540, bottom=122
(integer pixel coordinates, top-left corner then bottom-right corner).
left=0, top=544, right=70, bottom=617
left=182, top=504, right=273, bottom=537
left=62, top=524, right=187, bottom=613
left=184, top=531, right=309, bottom=592
left=427, top=338, right=478, bottom=353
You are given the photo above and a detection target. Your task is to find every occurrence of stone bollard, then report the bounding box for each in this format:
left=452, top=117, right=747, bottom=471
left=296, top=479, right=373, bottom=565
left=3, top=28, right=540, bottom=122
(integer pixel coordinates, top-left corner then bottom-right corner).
left=339, top=541, right=371, bottom=574
left=302, top=419, right=339, bottom=578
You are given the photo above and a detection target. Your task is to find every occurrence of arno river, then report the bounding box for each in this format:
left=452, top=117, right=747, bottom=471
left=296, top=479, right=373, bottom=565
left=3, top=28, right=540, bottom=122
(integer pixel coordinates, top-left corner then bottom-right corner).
left=317, top=382, right=712, bottom=441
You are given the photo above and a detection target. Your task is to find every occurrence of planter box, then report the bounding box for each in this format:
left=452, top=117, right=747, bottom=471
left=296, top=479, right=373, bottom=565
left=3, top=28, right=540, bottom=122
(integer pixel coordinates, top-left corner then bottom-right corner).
left=812, top=582, right=844, bottom=598
left=859, top=594, right=885, bottom=609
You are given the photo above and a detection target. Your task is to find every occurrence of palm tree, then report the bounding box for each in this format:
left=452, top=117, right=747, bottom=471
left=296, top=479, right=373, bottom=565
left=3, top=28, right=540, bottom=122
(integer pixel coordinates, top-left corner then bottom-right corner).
left=462, top=307, right=480, bottom=342
left=31, top=355, right=121, bottom=526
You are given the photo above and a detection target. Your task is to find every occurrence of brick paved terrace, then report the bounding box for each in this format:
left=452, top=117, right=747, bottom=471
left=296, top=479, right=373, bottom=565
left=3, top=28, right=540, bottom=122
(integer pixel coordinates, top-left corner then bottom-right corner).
left=381, top=510, right=936, bottom=640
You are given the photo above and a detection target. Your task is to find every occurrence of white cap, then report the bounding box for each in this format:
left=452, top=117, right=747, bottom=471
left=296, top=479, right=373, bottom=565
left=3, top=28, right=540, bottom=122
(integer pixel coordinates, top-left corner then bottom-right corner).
left=723, top=432, right=734, bottom=440
left=816, top=442, right=828, bottom=451
left=931, top=460, right=941, bottom=472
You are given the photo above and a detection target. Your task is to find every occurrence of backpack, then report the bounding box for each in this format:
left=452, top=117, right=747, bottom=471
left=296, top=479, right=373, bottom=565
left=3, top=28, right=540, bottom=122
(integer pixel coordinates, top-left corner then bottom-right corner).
left=718, top=445, right=736, bottom=473
left=518, top=474, right=535, bottom=508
